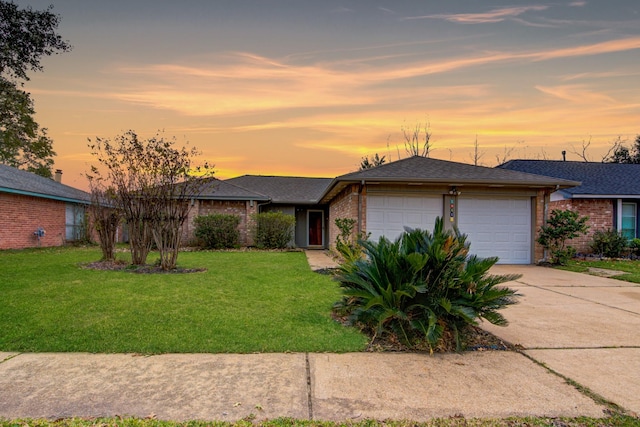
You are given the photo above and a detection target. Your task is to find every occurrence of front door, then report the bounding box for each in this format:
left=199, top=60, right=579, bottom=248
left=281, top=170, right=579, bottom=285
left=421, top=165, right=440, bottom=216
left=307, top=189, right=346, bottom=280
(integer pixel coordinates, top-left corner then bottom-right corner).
left=308, top=211, right=324, bottom=246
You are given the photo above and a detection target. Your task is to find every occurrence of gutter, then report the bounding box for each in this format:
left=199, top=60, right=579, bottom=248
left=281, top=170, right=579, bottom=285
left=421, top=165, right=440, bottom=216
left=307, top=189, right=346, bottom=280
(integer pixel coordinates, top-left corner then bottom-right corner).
left=0, top=187, right=90, bottom=205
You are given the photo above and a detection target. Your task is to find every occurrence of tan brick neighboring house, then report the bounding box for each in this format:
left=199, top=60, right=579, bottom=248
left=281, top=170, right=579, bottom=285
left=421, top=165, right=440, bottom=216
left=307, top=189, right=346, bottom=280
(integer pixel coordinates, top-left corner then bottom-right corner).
left=0, top=164, right=90, bottom=249
left=499, top=160, right=640, bottom=253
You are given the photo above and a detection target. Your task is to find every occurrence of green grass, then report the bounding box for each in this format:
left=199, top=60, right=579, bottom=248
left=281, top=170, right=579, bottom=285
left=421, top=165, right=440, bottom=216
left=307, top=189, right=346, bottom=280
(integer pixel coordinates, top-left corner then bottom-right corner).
left=0, top=247, right=367, bottom=353
left=559, top=259, right=640, bottom=284
left=0, top=415, right=638, bottom=427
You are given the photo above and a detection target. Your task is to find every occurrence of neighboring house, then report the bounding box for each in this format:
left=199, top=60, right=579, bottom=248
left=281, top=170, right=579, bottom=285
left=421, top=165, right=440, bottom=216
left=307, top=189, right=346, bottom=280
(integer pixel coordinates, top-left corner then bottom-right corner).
left=0, top=165, right=91, bottom=249
left=499, top=160, right=640, bottom=253
left=191, top=156, right=577, bottom=264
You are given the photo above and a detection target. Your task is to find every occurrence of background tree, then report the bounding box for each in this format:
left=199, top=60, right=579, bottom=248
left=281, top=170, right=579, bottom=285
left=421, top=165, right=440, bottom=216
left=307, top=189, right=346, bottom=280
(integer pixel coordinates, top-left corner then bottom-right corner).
left=402, top=121, right=432, bottom=157
left=0, top=79, right=55, bottom=175
left=88, top=130, right=213, bottom=270
left=469, top=135, right=485, bottom=166
left=604, top=135, right=640, bottom=164
left=0, top=1, right=71, bottom=177
left=359, top=153, right=386, bottom=170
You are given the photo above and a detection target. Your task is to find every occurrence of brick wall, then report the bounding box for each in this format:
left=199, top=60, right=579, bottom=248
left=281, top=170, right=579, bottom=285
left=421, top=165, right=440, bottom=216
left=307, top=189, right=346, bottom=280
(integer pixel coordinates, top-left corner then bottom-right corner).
left=184, top=199, right=258, bottom=246
left=548, top=198, right=614, bottom=253
left=0, top=193, right=66, bottom=249
left=328, top=184, right=361, bottom=248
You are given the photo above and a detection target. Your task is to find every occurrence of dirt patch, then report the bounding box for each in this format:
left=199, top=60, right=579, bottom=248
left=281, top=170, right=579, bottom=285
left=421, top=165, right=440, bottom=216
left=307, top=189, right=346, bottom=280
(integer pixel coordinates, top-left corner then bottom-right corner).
left=588, top=267, right=627, bottom=277
left=82, top=260, right=206, bottom=274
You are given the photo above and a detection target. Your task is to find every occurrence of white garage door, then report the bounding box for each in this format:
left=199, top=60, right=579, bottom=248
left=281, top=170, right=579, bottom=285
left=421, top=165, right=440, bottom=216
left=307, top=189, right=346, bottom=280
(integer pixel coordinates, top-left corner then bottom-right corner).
left=366, top=195, right=443, bottom=243
left=458, top=197, right=531, bottom=264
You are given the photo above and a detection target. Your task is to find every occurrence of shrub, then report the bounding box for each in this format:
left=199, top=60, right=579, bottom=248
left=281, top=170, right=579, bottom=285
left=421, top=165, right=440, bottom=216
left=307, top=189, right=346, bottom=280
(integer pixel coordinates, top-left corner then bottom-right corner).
left=536, top=209, right=589, bottom=265
left=194, top=214, right=241, bottom=249
left=334, top=217, right=368, bottom=263
left=253, top=211, right=295, bottom=249
left=334, top=217, right=520, bottom=352
left=590, top=229, right=628, bottom=258
left=629, top=238, right=640, bottom=257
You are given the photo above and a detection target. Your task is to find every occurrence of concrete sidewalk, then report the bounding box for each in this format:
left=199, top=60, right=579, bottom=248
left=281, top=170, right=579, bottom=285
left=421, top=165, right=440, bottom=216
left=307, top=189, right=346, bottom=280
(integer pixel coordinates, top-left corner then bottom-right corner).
left=0, top=351, right=605, bottom=422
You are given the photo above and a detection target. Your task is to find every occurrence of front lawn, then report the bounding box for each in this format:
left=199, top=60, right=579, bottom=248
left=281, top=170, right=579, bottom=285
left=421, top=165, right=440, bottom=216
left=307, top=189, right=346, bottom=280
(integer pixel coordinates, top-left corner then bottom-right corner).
left=0, top=247, right=367, bottom=353
left=560, top=259, right=640, bottom=284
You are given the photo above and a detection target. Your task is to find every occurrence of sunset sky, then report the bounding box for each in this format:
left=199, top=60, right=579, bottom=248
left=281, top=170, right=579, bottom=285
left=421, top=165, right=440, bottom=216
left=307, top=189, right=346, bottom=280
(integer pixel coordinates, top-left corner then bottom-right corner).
left=16, top=0, right=640, bottom=190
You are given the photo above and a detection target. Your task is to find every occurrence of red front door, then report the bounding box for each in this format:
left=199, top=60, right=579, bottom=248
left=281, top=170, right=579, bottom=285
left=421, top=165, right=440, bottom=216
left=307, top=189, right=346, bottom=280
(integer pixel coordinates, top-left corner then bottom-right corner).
left=308, top=211, right=323, bottom=246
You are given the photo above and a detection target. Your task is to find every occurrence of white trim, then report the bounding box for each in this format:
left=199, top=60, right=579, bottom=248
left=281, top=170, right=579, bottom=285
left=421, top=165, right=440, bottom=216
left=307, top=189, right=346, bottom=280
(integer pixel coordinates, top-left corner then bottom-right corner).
left=307, top=210, right=324, bottom=247
left=617, top=199, right=623, bottom=232
left=571, top=194, right=640, bottom=199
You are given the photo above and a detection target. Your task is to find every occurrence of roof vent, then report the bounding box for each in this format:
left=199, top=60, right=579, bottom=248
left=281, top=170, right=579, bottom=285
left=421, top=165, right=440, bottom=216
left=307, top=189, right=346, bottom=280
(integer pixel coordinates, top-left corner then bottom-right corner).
left=54, top=169, right=62, bottom=183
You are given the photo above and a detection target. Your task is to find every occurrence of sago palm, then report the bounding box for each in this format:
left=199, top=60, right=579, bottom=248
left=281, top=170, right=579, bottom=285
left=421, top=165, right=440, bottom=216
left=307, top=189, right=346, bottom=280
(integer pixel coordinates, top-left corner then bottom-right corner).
left=334, top=217, right=521, bottom=352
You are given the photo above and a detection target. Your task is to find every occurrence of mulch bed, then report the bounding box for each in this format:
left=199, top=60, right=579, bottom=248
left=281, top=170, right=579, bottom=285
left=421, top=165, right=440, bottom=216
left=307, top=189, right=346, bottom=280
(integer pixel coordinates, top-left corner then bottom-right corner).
left=332, top=310, right=518, bottom=354
left=366, top=325, right=518, bottom=354
left=82, top=260, right=206, bottom=274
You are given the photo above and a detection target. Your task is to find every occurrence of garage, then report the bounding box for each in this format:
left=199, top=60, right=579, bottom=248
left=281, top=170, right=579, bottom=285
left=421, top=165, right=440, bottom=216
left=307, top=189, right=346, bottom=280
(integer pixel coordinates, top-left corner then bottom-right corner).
left=366, top=194, right=443, bottom=243
left=457, top=196, right=532, bottom=264
left=321, top=156, right=579, bottom=265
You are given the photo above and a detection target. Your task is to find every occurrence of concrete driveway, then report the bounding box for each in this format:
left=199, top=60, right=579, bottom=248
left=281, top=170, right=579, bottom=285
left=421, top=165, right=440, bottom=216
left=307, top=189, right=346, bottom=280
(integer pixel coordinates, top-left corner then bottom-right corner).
left=484, top=265, right=640, bottom=415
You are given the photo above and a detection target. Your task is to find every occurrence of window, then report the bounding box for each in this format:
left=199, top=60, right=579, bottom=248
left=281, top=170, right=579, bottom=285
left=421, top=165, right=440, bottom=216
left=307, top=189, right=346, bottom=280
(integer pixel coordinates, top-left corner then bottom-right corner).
left=65, top=204, right=86, bottom=241
left=621, top=202, right=637, bottom=240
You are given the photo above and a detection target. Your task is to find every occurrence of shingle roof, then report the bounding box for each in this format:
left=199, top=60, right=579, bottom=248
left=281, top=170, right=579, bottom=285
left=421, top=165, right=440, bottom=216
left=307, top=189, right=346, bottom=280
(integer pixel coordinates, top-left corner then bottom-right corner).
left=0, top=164, right=90, bottom=203
left=499, top=160, right=640, bottom=197
left=197, top=178, right=270, bottom=201
left=225, top=175, right=333, bottom=204
left=319, top=156, right=579, bottom=203
left=339, top=156, right=578, bottom=185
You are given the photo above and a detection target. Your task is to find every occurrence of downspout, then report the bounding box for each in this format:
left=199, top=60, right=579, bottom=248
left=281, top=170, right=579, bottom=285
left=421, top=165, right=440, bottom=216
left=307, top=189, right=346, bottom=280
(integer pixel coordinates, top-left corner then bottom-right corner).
left=542, top=188, right=553, bottom=262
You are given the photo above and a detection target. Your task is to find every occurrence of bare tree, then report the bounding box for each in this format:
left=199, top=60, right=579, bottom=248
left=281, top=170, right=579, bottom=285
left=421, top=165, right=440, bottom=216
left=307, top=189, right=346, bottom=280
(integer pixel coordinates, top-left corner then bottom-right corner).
left=469, top=135, right=485, bottom=166
left=402, top=121, right=432, bottom=157
left=568, top=137, right=593, bottom=162
left=495, top=144, right=517, bottom=165
left=88, top=130, right=212, bottom=270
left=601, top=136, right=626, bottom=162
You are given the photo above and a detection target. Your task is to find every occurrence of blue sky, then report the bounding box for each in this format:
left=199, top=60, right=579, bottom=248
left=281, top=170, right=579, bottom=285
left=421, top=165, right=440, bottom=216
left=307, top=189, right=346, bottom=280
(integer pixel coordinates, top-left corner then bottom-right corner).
left=15, top=0, right=640, bottom=189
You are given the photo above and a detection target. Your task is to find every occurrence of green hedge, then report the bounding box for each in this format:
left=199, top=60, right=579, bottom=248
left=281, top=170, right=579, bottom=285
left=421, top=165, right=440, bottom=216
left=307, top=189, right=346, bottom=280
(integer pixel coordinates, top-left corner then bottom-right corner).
left=194, top=214, right=241, bottom=249
left=253, top=211, right=295, bottom=249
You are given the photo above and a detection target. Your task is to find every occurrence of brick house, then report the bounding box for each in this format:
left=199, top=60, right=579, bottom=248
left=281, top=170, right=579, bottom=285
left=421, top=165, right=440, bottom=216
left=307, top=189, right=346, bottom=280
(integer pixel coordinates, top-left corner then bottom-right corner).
left=199, top=156, right=577, bottom=264
left=0, top=164, right=90, bottom=249
left=499, top=160, right=640, bottom=253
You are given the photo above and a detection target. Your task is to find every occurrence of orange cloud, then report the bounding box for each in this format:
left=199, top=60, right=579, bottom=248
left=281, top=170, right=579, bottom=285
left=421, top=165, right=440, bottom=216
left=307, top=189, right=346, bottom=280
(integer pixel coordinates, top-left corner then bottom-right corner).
left=403, top=5, right=549, bottom=23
